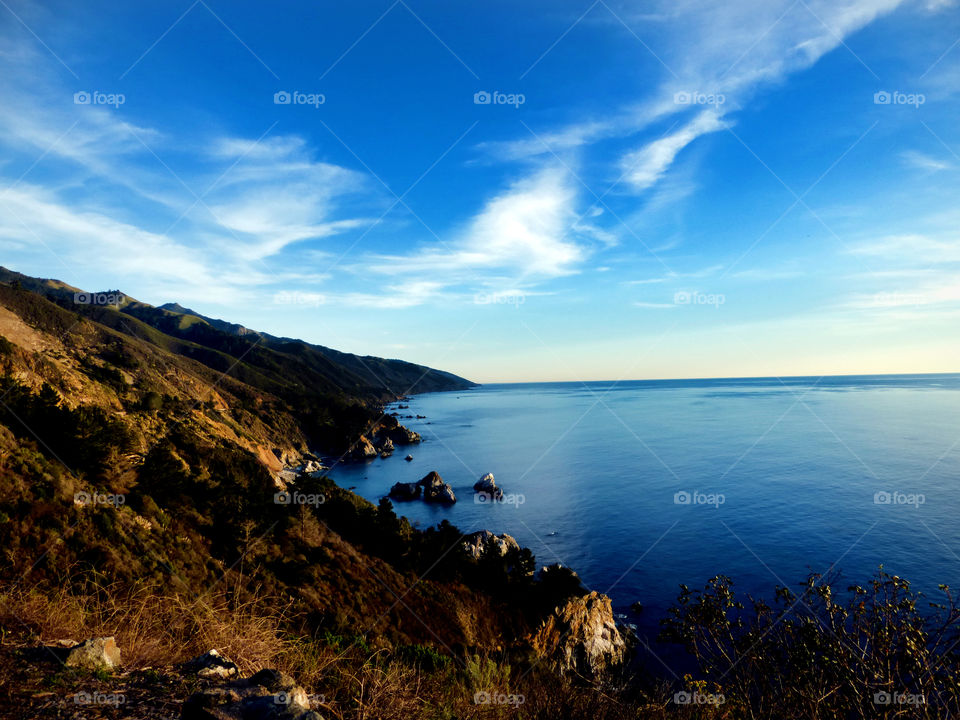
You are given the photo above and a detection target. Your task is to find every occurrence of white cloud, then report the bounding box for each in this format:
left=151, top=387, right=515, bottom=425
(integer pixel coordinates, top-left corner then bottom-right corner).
left=620, top=110, right=726, bottom=191
left=482, top=0, right=907, bottom=196
left=850, top=233, right=960, bottom=263
left=0, top=184, right=230, bottom=301
left=901, top=150, right=952, bottom=172
left=363, top=167, right=586, bottom=282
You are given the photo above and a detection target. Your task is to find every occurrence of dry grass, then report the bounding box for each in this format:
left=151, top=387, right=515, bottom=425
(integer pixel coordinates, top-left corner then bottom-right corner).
left=0, top=579, right=657, bottom=720
left=0, top=579, right=287, bottom=673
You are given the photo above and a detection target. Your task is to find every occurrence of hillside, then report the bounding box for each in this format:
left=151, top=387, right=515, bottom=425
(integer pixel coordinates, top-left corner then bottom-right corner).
left=0, top=271, right=630, bottom=719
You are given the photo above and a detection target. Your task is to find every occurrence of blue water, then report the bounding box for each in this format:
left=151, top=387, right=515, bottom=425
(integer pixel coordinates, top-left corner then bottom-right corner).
left=327, top=374, right=960, bottom=647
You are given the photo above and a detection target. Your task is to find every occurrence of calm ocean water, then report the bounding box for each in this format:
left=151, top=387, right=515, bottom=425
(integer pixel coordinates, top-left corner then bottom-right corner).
left=328, top=374, right=960, bottom=645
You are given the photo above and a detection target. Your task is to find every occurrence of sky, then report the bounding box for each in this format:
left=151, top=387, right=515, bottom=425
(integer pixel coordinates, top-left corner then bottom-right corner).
left=0, top=0, right=959, bottom=383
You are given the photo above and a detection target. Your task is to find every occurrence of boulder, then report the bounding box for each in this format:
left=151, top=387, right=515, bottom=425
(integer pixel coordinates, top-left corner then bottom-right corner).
left=181, top=649, right=239, bottom=679
left=530, top=591, right=628, bottom=680
left=417, top=471, right=456, bottom=504
left=389, top=482, right=421, bottom=501
left=404, top=454, right=413, bottom=462
left=64, top=636, right=121, bottom=671
left=181, top=667, right=319, bottom=720
left=462, top=530, right=520, bottom=560
left=301, top=460, right=325, bottom=474
left=473, top=473, right=504, bottom=501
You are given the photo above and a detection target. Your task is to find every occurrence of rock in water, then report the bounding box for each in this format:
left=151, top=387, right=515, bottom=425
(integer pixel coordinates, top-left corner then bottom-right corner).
left=473, top=472, right=504, bottom=501
left=64, top=636, right=121, bottom=671
left=404, top=454, right=413, bottom=461
left=389, top=482, right=421, bottom=501
left=417, top=471, right=456, bottom=504
left=530, top=591, right=628, bottom=680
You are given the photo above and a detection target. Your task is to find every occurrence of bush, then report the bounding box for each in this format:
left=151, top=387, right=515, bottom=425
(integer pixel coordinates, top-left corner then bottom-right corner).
left=661, top=569, right=960, bottom=718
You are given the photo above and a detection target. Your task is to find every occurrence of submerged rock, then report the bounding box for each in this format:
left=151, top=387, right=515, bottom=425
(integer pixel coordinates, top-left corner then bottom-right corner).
left=530, top=591, right=628, bottom=680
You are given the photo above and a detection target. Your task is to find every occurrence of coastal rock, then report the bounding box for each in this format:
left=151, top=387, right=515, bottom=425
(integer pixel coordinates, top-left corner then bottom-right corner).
left=389, top=482, right=421, bottom=501
left=417, top=471, right=456, bottom=504
left=462, top=530, right=520, bottom=560
left=376, top=415, right=422, bottom=445
left=473, top=473, right=504, bottom=501
left=404, top=454, right=413, bottom=462
left=64, top=636, right=121, bottom=671
left=181, top=667, right=318, bottom=720
left=530, top=591, right=627, bottom=680
left=181, top=649, right=239, bottom=679
left=387, top=425, right=421, bottom=445
left=347, top=436, right=378, bottom=461
left=301, top=459, right=325, bottom=474
left=377, top=437, right=395, bottom=454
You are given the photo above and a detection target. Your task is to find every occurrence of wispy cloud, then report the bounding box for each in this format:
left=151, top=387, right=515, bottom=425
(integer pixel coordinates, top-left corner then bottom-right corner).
left=620, top=110, right=726, bottom=191
left=901, top=150, right=952, bottom=172
left=361, top=166, right=587, bottom=285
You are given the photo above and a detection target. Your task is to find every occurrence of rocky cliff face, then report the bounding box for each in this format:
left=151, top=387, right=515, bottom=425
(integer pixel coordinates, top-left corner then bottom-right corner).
left=530, top=591, right=628, bottom=680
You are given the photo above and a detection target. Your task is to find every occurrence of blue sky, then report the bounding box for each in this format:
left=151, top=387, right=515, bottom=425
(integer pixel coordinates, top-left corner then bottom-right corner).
left=0, top=0, right=959, bottom=382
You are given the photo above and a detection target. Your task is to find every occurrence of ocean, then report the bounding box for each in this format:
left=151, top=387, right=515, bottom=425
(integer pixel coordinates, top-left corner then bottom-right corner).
left=327, top=374, right=960, bottom=647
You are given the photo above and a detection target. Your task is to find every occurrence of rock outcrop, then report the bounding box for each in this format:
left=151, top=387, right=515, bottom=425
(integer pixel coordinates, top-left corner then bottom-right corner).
left=473, top=473, right=504, bottom=501
left=417, top=471, right=456, bottom=504
left=376, top=437, right=395, bottom=456
left=462, top=530, right=520, bottom=559
left=530, top=591, right=628, bottom=681
left=182, top=667, right=321, bottom=720
left=64, top=637, right=121, bottom=671
left=347, top=436, right=378, bottom=461
left=300, top=459, right=325, bottom=474
left=377, top=415, right=422, bottom=445
left=181, top=649, right=239, bottom=680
